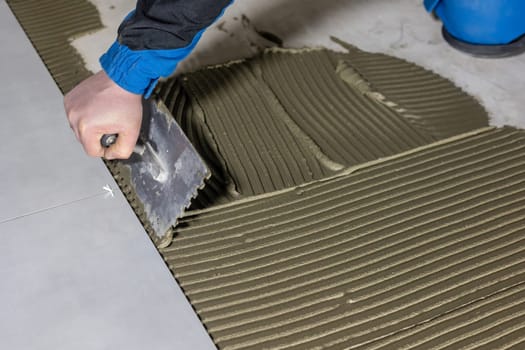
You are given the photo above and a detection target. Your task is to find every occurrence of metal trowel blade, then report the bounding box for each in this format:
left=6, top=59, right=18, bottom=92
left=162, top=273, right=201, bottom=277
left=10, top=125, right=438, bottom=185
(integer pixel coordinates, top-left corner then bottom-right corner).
left=121, top=98, right=209, bottom=244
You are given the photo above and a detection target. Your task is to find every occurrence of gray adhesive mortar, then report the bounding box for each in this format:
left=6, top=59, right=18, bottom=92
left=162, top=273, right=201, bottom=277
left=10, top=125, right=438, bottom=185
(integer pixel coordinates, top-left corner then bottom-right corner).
left=163, top=127, right=525, bottom=349
left=157, top=45, right=488, bottom=209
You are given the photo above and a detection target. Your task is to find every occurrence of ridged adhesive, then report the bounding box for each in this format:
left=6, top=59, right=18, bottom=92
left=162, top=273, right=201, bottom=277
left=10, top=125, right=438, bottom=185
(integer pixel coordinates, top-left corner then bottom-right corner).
left=162, top=127, right=525, bottom=349
left=332, top=38, right=490, bottom=139
left=157, top=47, right=488, bottom=208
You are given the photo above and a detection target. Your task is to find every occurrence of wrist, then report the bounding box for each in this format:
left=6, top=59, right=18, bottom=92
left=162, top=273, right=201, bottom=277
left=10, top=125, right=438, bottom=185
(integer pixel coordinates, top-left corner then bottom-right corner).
left=99, top=35, right=204, bottom=98
left=100, top=41, right=158, bottom=97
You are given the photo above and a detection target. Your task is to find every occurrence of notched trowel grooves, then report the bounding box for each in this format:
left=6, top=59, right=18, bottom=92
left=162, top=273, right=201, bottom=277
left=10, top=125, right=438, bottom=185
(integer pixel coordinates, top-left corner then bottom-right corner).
left=161, top=127, right=525, bottom=349
left=156, top=79, right=240, bottom=208
left=180, top=60, right=336, bottom=197
left=362, top=281, right=525, bottom=349
left=250, top=62, right=345, bottom=172
left=175, top=127, right=495, bottom=219
left=256, top=49, right=436, bottom=166
left=336, top=59, right=421, bottom=122
left=158, top=46, right=482, bottom=214
left=331, top=37, right=490, bottom=139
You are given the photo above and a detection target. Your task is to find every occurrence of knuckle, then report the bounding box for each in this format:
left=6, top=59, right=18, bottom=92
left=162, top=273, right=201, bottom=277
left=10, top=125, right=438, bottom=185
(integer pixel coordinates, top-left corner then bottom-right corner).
left=110, top=144, right=134, bottom=160
left=80, top=133, right=101, bottom=158
left=85, top=144, right=102, bottom=158
left=84, top=146, right=99, bottom=157
left=115, top=149, right=133, bottom=160
left=86, top=150, right=98, bottom=157
left=77, top=119, right=89, bottom=136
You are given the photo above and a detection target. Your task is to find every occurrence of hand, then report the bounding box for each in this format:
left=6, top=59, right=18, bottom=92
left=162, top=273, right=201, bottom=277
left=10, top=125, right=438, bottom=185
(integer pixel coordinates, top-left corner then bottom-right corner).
left=64, top=70, right=143, bottom=160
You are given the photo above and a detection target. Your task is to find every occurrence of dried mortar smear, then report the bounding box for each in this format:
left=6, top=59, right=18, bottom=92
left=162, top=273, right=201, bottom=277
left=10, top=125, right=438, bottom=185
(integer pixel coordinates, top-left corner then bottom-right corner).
left=9, top=2, right=525, bottom=348
left=162, top=127, right=525, bottom=349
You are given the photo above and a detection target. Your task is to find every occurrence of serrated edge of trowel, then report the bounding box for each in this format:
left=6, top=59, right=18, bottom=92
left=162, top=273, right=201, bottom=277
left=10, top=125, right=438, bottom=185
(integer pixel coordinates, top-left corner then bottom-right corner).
left=156, top=169, right=211, bottom=249
left=105, top=158, right=210, bottom=249
left=104, top=97, right=212, bottom=249
left=150, top=98, right=211, bottom=245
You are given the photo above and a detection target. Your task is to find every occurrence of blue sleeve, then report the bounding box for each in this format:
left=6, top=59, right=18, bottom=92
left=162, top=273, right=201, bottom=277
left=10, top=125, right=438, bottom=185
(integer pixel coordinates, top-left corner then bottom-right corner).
left=99, top=1, right=232, bottom=97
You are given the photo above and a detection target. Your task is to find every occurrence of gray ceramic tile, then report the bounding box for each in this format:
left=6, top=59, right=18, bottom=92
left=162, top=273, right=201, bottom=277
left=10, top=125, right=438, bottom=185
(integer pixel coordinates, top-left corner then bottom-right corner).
left=0, top=1, right=114, bottom=222
left=0, top=188, right=215, bottom=350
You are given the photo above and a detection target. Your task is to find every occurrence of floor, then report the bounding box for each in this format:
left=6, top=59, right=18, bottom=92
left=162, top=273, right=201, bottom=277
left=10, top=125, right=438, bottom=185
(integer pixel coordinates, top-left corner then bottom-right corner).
left=1, top=0, right=523, bottom=348
left=0, top=1, right=215, bottom=349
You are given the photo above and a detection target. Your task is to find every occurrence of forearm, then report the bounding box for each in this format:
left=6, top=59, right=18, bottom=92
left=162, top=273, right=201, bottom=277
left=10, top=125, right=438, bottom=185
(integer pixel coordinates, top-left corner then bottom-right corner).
left=100, top=0, right=232, bottom=96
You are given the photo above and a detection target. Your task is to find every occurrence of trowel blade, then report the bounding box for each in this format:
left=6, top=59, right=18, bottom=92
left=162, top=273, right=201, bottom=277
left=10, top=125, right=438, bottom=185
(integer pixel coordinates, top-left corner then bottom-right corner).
left=121, top=98, right=209, bottom=243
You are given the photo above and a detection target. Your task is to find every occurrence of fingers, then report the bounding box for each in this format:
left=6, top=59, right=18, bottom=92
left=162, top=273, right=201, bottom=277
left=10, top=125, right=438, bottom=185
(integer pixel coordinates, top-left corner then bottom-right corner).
left=103, top=130, right=140, bottom=160
left=64, top=92, right=81, bottom=141
left=77, top=120, right=105, bottom=158
left=63, top=71, right=143, bottom=160
left=75, top=118, right=139, bottom=160
left=82, top=135, right=105, bottom=158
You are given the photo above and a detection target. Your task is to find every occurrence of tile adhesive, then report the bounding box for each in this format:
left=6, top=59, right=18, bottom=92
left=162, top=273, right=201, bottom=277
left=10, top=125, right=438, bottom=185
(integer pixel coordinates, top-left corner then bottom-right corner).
left=8, top=0, right=525, bottom=349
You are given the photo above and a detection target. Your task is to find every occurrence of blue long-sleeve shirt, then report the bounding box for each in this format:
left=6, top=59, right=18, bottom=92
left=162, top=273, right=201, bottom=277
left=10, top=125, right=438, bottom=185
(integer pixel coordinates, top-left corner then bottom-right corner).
left=100, top=0, right=232, bottom=97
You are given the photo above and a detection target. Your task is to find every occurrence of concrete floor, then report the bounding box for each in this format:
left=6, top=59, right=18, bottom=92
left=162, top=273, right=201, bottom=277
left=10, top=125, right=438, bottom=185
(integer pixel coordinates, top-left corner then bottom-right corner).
left=74, top=0, right=524, bottom=128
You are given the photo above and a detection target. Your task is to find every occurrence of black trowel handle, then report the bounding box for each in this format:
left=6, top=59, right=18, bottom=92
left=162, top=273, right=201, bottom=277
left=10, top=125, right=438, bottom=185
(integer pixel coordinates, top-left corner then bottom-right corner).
left=100, top=134, right=146, bottom=156
left=101, top=134, right=118, bottom=148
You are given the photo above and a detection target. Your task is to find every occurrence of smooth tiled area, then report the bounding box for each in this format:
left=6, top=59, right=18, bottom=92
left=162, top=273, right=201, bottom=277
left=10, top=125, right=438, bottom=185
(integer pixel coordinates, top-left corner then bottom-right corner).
left=0, top=192, right=214, bottom=349
left=0, top=1, right=215, bottom=349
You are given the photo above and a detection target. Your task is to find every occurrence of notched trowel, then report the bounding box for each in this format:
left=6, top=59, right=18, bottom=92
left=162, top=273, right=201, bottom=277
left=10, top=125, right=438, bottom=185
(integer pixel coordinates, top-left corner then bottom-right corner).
left=102, top=98, right=210, bottom=247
